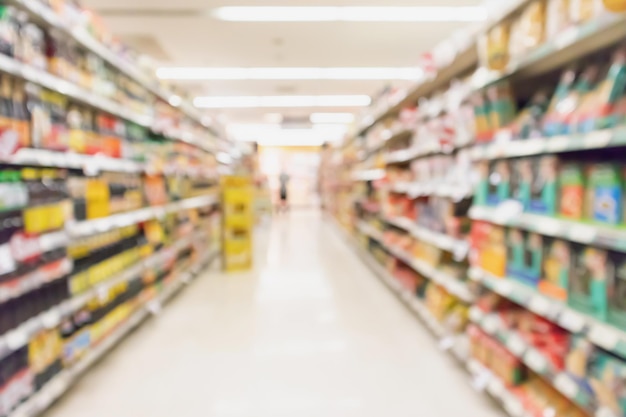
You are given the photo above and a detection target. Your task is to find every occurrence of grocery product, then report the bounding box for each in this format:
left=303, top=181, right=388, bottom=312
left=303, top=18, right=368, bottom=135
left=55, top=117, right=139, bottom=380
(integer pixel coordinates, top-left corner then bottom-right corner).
left=574, top=45, right=626, bottom=132
left=518, top=156, right=558, bottom=215
left=507, top=230, right=544, bottom=286
left=324, top=1, right=626, bottom=416
left=602, top=0, right=626, bottom=11
left=588, top=164, right=623, bottom=225
left=540, top=238, right=570, bottom=300
left=559, top=163, right=587, bottom=219
left=568, top=244, right=608, bottom=320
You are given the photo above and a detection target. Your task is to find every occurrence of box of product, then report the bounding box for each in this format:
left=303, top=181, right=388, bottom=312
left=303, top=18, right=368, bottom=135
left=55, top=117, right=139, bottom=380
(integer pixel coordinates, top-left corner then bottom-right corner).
left=567, top=244, right=609, bottom=320
left=588, top=164, right=623, bottom=225
left=559, top=162, right=588, bottom=220
left=540, top=238, right=570, bottom=300
left=507, top=229, right=544, bottom=286
left=607, top=251, right=626, bottom=328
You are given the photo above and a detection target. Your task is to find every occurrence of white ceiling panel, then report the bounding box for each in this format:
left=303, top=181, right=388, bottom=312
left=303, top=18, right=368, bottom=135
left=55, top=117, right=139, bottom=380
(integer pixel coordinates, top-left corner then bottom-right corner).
left=83, top=0, right=482, bottom=131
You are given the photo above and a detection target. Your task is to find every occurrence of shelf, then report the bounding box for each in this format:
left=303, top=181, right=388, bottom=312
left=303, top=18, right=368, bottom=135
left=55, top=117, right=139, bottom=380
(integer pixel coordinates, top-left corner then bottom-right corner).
left=384, top=217, right=470, bottom=259
left=388, top=181, right=473, bottom=199
left=473, top=12, right=626, bottom=91
left=470, top=127, right=626, bottom=161
left=341, top=223, right=468, bottom=361
left=470, top=307, right=596, bottom=414
left=356, top=220, right=474, bottom=302
left=0, top=232, right=204, bottom=365
left=467, top=359, right=530, bottom=417
left=8, top=248, right=219, bottom=417
left=0, top=148, right=219, bottom=178
left=3, top=148, right=144, bottom=173
left=68, top=195, right=219, bottom=238
left=356, top=221, right=384, bottom=242
left=376, top=46, right=479, bottom=135
left=470, top=205, right=626, bottom=252
left=0, top=256, right=72, bottom=304
left=469, top=267, right=626, bottom=360
left=8, top=0, right=219, bottom=135
left=364, top=128, right=414, bottom=159
left=0, top=53, right=152, bottom=128
left=0, top=305, right=66, bottom=365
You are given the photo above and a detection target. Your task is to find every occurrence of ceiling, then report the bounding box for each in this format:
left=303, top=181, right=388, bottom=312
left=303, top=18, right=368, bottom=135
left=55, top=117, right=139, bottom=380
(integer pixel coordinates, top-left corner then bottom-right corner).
left=83, top=0, right=483, bottom=139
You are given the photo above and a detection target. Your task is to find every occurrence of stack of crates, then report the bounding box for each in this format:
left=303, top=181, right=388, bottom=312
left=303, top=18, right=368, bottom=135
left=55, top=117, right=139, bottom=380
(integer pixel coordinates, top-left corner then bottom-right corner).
left=222, top=176, right=254, bottom=272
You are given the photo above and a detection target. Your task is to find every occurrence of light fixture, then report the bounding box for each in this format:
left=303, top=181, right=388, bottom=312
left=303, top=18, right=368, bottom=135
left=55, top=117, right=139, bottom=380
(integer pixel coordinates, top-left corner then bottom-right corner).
left=227, top=123, right=345, bottom=145
left=194, top=95, right=371, bottom=109
left=212, top=6, right=486, bottom=22
left=264, top=113, right=284, bottom=124
left=310, top=113, right=355, bottom=124
left=156, top=67, right=423, bottom=81
left=258, top=138, right=325, bottom=147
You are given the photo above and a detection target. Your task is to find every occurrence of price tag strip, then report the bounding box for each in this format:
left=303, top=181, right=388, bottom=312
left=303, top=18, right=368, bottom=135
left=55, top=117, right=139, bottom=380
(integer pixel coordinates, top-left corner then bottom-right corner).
left=470, top=206, right=626, bottom=253
left=473, top=265, right=626, bottom=360
left=471, top=127, right=626, bottom=162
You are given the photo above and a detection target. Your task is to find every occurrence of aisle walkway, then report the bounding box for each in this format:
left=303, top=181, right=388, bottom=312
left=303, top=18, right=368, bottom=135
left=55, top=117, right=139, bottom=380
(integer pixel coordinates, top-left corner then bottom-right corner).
left=45, top=210, right=501, bottom=417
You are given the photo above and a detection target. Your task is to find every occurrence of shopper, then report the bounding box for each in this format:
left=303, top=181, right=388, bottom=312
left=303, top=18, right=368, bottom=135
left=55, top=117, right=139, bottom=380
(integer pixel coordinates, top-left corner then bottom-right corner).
left=278, top=171, right=290, bottom=212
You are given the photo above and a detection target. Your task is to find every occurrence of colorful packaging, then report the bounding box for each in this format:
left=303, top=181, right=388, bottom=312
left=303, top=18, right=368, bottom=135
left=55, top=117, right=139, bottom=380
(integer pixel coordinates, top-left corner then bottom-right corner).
left=571, top=0, right=606, bottom=22
left=487, top=161, right=511, bottom=206
left=567, top=244, right=609, bottom=320
left=518, top=157, right=558, bottom=215
left=546, top=0, right=572, bottom=38
left=511, top=91, right=550, bottom=140
left=575, top=45, right=626, bottom=132
left=607, top=251, right=626, bottom=328
left=486, top=21, right=512, bottom=72
left=588, top=164, right=623, bottom=225
left=487, top=82, right=518, bottom=134
left=472, top=92, right=493, bottom=142
left=602, top=0, right=626, bottom=11
left=559, top=163, right=587, bottom=220
left=518, top=0, right=547, bottom=55
left=507, top=229, right=544, bottom=286
left=542, top=69, right=581, bottom=136
left=541, top=238, right=570, bottom=300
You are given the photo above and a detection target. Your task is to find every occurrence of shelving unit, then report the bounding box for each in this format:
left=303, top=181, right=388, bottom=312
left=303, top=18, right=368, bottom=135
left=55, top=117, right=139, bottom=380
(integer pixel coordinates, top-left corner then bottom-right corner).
left=322, top=2, right=626, bottom=417
left=0, top=1, right=230, bottom=416
left=9, top=249, right=219, bottom=417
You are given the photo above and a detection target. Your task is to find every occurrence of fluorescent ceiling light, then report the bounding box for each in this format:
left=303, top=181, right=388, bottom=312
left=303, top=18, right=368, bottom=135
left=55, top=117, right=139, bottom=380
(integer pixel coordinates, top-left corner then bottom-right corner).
left=194, top=95, right=371, bottom=109
left=264, top=113, right=283, bottom=124
left=310, top=113, right=355, bottom=124
left=258, top=138, right=325, bottom=147
left=156, top=67, right=423, bottom=81
left=213, top=6, right=486, bottom=22
left=228, top=124, right=345, bottom=144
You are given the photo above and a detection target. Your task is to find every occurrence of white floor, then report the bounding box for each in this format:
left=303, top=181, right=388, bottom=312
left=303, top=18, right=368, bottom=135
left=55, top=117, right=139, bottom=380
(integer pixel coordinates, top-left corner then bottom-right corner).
left=44, top=210, right=502, bottom=417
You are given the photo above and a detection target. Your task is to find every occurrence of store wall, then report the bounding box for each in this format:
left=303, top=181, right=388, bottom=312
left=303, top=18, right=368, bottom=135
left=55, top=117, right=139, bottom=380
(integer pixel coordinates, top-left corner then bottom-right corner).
left=258, top=146, right=322, bottom=208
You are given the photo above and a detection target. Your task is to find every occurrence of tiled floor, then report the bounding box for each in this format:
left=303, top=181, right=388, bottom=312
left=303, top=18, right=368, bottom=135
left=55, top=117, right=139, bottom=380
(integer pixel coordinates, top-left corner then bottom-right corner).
left=44, top=210, right=502, bottom=417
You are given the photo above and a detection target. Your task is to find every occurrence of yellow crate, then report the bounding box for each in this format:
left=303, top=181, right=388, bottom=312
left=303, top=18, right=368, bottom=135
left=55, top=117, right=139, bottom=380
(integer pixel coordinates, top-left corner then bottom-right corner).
left=221, top=175, right=252, bottom=188
left=223, top=239, right=252, bottom=271
left=224, top=213, right=253, bottom=230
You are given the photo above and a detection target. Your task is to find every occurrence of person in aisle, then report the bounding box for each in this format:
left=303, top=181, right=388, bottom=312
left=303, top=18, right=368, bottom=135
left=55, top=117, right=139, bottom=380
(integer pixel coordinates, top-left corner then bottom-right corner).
left=278, top=170, right=290, bottom=213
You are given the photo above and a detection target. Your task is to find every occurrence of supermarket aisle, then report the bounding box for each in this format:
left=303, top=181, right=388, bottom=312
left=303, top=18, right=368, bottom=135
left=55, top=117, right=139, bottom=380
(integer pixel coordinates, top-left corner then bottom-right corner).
left=44, top=210, right=500, bottom=417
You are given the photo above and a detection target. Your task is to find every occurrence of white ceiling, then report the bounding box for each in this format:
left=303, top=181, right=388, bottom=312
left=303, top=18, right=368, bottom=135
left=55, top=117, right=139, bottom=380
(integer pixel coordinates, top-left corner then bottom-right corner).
left=83, top=0, right=482, bottom=130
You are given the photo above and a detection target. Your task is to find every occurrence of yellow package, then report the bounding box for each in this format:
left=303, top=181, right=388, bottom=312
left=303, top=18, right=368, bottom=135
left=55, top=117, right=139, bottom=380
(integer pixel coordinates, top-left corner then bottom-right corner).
left=602, top=0, right=626, bottom=10
left=571, top=0, right=604, bottom=22
left=547, top=0, right=571, bottom=37
left=519, top=0, right=547, bottom=53
left=486, top=21, right=511, bottom=71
